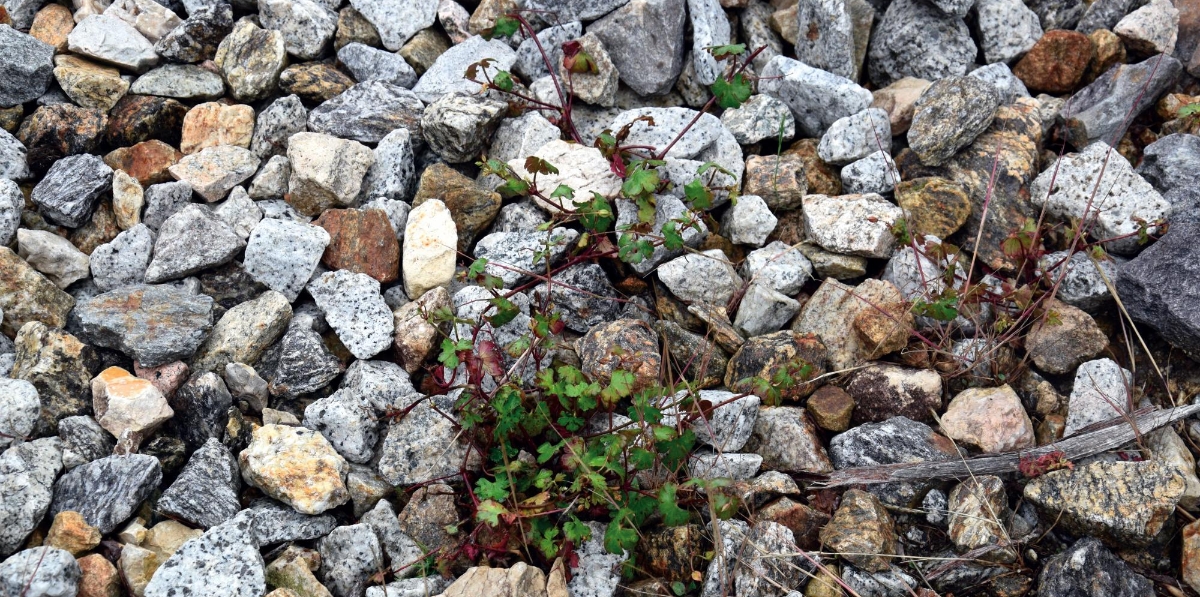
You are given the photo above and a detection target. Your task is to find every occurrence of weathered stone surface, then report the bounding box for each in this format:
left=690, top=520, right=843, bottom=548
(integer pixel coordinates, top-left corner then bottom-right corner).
left=0, top=547, right=80, bottom=597
left=145, top=205, right=246, bottom=282
left=821, top=489, right=897, bottom=572
left=843, top=363, right=941, bottom=424
left=192, top=290, right=292, bottom=372
left=947, top=476, right=1015, bottom=562
left=179, top=103, right=254, bottom=156
left=308, top=81, right=425, bottom=144
left=314, top=208, right=399, bottom=283
left=53, top=55, right=129, bottom=112
left=12, top=323, right=93, bottom=433
left=240, top=424, right=350, bottom=515
left=725, top=331, right=827, bottom=401
left=91, top=366, right=174, bottom=451
left=32, top=153, right=113, bottom=228
left=940, top=385, right=1034, bottom=453
left=0, top=23, right=55, bottom=108
left=1025, top=300, right=1107, bottom=374
left=308, top=270, right=394, bottom=360
left=1117, top=222, right=1200, bottom=358
left=348, top=0, right=435, bottom=51
left=578, top=319, right=662, bottom=393
left=67, top=14, right=158, bottom=72
left=1061, top=53, right=1181, bottom=148
left=0, top=439, right=62, bottom=557
left=76, top=285, right=214, bottom=367
left=142, top=512, right=266, bottom=597
left=167, top=145, right=259, bottom=203
left=531, top=263, right=622, bottom=334
left=214, top=19, right=287, bottom=102
left=1024, top=460, right=1185, bottom=546
left=908, top=76, right=1000, bottom=166
left=761, top=55, right=873, bottom=137
left=16, top=229, right=90, bottom=289
left=1038, top=538, right=1152, bottom=597
left=337, top=42, right=417, bottom=88
left=589, top=0, right=685, bottom=96
left=741, top=406, right=834, bottom=474
left=803, top=193, right=902, bottom=258
left=158, top=438, right=241, bottom=529
left=155, top=2, right=232, bottom=63
left=378, top=396, right=476, bottom=485
left=829, top=416, right=960, bottom=507
left=401, top=199, right=457, bottom=299
left=894, top=177, right=971, bottom=239
left=412, top=163, right=501, bottom=250
left=130, top=64, right=226, bottom=100
left=867, top=0, right=976, bottom=86
left=161, top=372, right=231, bottom=453
left=19, top=104, right=108, bottom=174
left=244, top=219, right=330, bottom=303
left=49, top=454, right=161, bottom=533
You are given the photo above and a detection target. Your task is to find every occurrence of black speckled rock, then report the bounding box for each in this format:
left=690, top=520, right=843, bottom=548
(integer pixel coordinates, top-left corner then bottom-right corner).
left=907, top=76, right=1001, bottom=166
left=166, top=372, right=233, bottom=452
left=867, top=0, right=977, bottom=87
left=154, top=2, right=234, bottom=64
left=0, top=26, right=55, bottom=108
left=75, top=285, right=215, bottom=367
left=318, top=523, right=383, bottom=597
left=0, top=547, right=80, bottom=597
left=49, top=454, right=162, bottom=534
left=143, top=510, right=266, bottom=597
left=257, top=320, right=343, bottom=398
left=158, top=438, right=242, bottom=529
left=30, top=154, right=113, bottom=228
left=247, top=499, right=339, bottom=547
left=1037, top=538, right=1151, bottom=596
left=307, top=81, right=425, bottom=144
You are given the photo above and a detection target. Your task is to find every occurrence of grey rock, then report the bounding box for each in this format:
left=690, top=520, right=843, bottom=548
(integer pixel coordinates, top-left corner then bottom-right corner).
left=0, top=180, right=18, bottom=247
left=1064, top=358, right=1132, bottom=436
left=319, top=523, right=384, bottom=597
left=795, top=0, right=857, bottom=78
left=740, top=0, right=784, bottom=73
left=31, top=154, right=113, bottom=228
left=411, top=35, right=516, bottom=103
left=676, top=390, right=759, bottom=451
left=421, top=93, right=508, bottom=163
left=158, top=438, right=241, bottom=528
left=1062, top=53, right=1181, bottom=148
left=67, top=14, right=158, bottom=72
left=168, top=145, right=260, bottom=202
left=259, top=0, right=337, bottom=60
left=348, top=0, right=435, bottom=51
left=514, top=22, right=581, bottom=82
left=830, top=416, right=960, bottom=506
left=0, top=379, right=38, bottom=449
left=0, top=547, right=79, bottom=597
left=308, top=81, right=425, bottom=144
left=223, top=363, right=269, bottom=411
left=591, top=0, right=687, bottom=96
left=968, top=63, right=1030, bottom=104
left=365, top=578, right=449, bottom=597
left=1118, top=222, right=1200, bottom=359
left=258, top=321, right=341, bottom=398
left=659, top=249, right=743, bottom=305
left=257, top=199, right=310, bottom=223
left=908, top=76, right=1000, bottom=166
left=760, top=55, right=874, bottom=137
left=742, top=241, right=813, bottom=296
left=87, top=223, right=152, bottom=294
left=360, top=500, right=422, bottom=573
left=524, top=0, right=630, bottom=21
left=976, top=0, right=1043, bottom=64
left=1027, top=0, right=1084, bottom=30
left=0, top=439, right=61, bottom=557
left=75, top=284, right=214, bottom=366
left=1076, top=0, right=1133, bottom=33
left=1037, top=538, right=1151, bottom=596
left=191, top=290, right=292, bottom=373
left=803, top=192, right=902, bottom=258
left=1037, top=250, right=1118, bottom=310
left=720, top=94, right=796, bottom=145
left=16, top=230, right=90, bottom=289
left=0, top=25, right=55, bottom=107
left=243, top=218, right=330, bottom=302
left=57, top=416, right=112, bottom=470
left=129, top=64, right=226, bottom=99
left=0, top=0, right=42, bottom=29
left=308, top=270, right=394, bottom=360
left=1137, top=133, right=1200, bottom=193
left=568, top=521, right=628, bottom=597
left=248, top=156, right=290, bottom=200
left=700, top=519, right=750, bottom=597
left=360, top=129, right=416, bottom=201
left=252, top=95, right=308, bottom=160
left=841, top=150, right=898, bottom=195
left=165, top=372, right=232, bottom=451
left=154, top=2, right=234, bottom=63
left=378, top=396, right=474, bottom=485
left=472, top=227, right=580, bottom=288
left=362, top=198, right=410, bottom=240
left=819, top=107, right=892, bottom=166
left=303, top=388, right=377, bottom=463
left=143, top=511, right=266, bottom=597
left=1031, top=142, right=1170, bottom=255
left=611, top=108, right=744, bottom=183
left=247, top=499, right=337, bottom=546
left=735, top=522, right=814, bottom=597
left=840, top=564, right=919, bottom=597
left=337, top=42, right=418, bottom=88
left=0, top=132, right=30, bottom=182
left=531, top=263, right=622, bottom=333
left=145, top=204, right=246, bottom=282
left=490, top=200, right=548, bottom=233
left=487, top=113, right=560, bottom=164
left=734, top=283, right=801, bottom=336
left=687, top=0, right=731, bottom=86
left=49, top=454, right=161, bottom=534
left=214, top=187, right=263, bottom=240
left=341, top=359, right=417, bottom=412
left=867, top=0, right=977, bottom=86
left=721, top=193, right=776, bottom=247
left=215, top=19, right=287, bottom=102
left=144, top=180, right=194, bottom=230
left=615, top=194, right=708, bottom=274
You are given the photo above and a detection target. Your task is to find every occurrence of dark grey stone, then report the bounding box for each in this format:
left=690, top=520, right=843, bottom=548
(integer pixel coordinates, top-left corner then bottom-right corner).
left=0, top=25, right=54, bottom=107
left=1037, top=538, right=1151, bottom=597
left=308, top=81, right=425, bottom=144
left=252, top=95, right=308, bottom=160
left=258, top=321, right=342, bottom=398
left=166, top=372, right=233, bottom=452
left=155, top=2, right=233, bottom=63
left=1027, top=0, right=1084, bottom=30
left=1136, top=133, right=1200, bottom=193
left=318, top=523, right=384, bottom=597
left=531, top=263, right=622, bottom=333
left=337, top=42, right=418, bottom=88
left=514, top=22, right=581, bottom=83
left=866, top=0, right=976, bottom=87
left=420, top=93, right=507, bottom=163
left=57, top=416, right=114, bottom=470
left=49, top=454, right=162, bottom=534
left=829, top=416, right=961, bottom=507
left=158, top=438, right=242, bottom=528
left=75, top=285, right=215, bottom=367
left=30, top=154, right=113, bottom=228
left=1117, top=222, right=1200, bottom=359
left=144, top=181, right=195, bottom=230
left=145, top=205, right=246, bottom=283
left=247, top=499, right=338, bottom=546
left=0, top=439, right=61, bottom=557
left=1062, top=53, right=1182, bottom=148
left=1075, top=0, right=1133, bottom=33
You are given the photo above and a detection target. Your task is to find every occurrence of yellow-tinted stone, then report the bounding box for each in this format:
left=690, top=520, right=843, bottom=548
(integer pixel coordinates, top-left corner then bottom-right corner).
left=45, top=511, right=101, bottom=555
left=894, top=177, right=971, bottom=240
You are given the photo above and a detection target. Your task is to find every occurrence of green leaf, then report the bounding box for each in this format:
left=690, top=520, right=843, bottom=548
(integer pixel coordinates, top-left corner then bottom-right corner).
left=683, top=178, right=712, bottom=210
left=493, top=70, right=514, bottom=91
left=622, top=167, right=659, bottom=198
left=661, top=220, right=684, bottom=251
left=575, top=192, right=614, bottom=232
left=711, top=73, right=752, bottom=109
left=536, top=441, right=562, bottom=464
left=476, top=500, right=508, bottom=526
left=497, top=176, right=530, bottom=197
left=475, top=476, right=510, bottom=501
left=438, top=338, right=461, bottom=370
left=482, top=15, right=520, bottom=40
left=707, top=43, right=746, bottom=59
left=564, top=517, right=592, bottom=544
left=629, top=447, right=656, bottom=470
left=524, top=156, right=560, bottom=176
left=635, top=196, right=656, bottom=224
left=1180, top=102, right=1200, bottom=117
left=671, top=581, right=687, bottom=596
left=488, top=296, right=520, bottom=327
left=913, top=293, right=959, bottom=322
left=550, top=184, right=575, bottom=200
left=658, top=484, right=690, bottom=526
left=600, top=370, right=636, bottom=407
left=604, top=520, right=638, bottom=555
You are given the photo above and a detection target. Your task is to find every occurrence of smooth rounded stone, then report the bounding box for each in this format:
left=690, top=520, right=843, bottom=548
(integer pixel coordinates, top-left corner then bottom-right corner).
left=908, top=76, right=1001, bottom=166
left=760, top=55, right=872, bottom=137
left=242, top=219, right=330, bottom=303
left=0, top=379, right=38, bottom=449
left=411, top=35, right=515, bottom=103
left=258, top=321, right=341, bottom=399
left=129, top=64, right=225, bottom=100
left=802, top=193, right=902, bottom=258
left=75, top=285, right=213, bottom=366
left=285, top=132, right=374, bottom=217
left=742, top=241, right=813, bottom=296
left=16, top=230, right=90, bottom=289
left=721, top=194, right=776, bottom=247
left=1037, top=250, right=1117, bottom=310
left=307, top=81, right=424, bottom=144
left=143, top=512, right=266, bottom=597
left=866, top=0, right=976, bottom=86
left=153, top=448, right=235, bottom=536
left=0, top=131, right=30, bottom=181
left=66, top=14, right=157, bottom=73
left=1115, top=0, right=1178, bottom=54
left=56, top=416, right=113, bottom=471
left=840, top=150, right=898, bottom=195
left=1038, top=538, right=1151, bottom=597
left=142, top=180, right=191, bottom=230
left=817, top=108, right=891, bottom=166
left=507, top=140, right=622, bottom=213
left=215, top=19, right=287, bottom=102
left=378, top=396, right=476, bottom=485
left=1063, top=53, right=1181, bottom=147
left=1025, top=460, right=1184, bottom=546
left=348, top=0, right=434, bottom=50
left=49, top=454, right=160, bottom=534
left=52, top=55, right=129, bottom=112
left=246, top=499, right=337, bottom=546
left=1063, top=358, right=1132, bottom=437
left=240, top=424, right=350, bottom=515
left=513, top=21, right=581, bottom=82
left=31, top=153, right=113, bottom=228
left=733, top=283, right=801, bottom=336
left=719, top=94, right=795, bottom=145
left=940, top=385, right=1035, bottom=453
left=0, top=547, right=80, bottom=597
left=258, top=0, right=336, bottom=60
left=336, top=42, right=416, bottom=88
left=144, top=205, right=245, bottom=283
left=154, top=2, right=233, bottom=63
left=968, top=62, right=1031, bottom=103
left=317, top=523, right=382, bottom=597
left=976, top=0, right=1043, bottom=64
left=829, top=416, right=961, bottom=507
left=307, top=270, right=394, bottom=360
left=1032, top=142, right=1170, bottom=255
left=0, top=439, right=62, bottom=557
left=421, top=92, right=508, bottom=163
left=252, top=95, right=307, bottom=160
left=168, top=145, right=260, bottom=202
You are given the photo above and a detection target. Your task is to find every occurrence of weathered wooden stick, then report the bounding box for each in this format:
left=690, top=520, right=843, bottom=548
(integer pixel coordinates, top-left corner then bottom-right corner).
left=817, top=403, right=1200, bottom=488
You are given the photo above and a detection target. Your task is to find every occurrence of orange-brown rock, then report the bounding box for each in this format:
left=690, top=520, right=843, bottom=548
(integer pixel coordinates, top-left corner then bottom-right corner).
left=314, top=208, right=400, bottom=283
left=806, top=385, right=855, bottom=431
left=77, top=553, right=121, bottom=597
left=279, top=63, right=354, bottom=103
left=411, top=163, right=502, bottom=250
left=30, top=3, right=74, bottom=51
left=179, top=102, right=255, bottom=155
left=105, top=140, right=183, bottom=186
left=759, top=497, right=830, bottom=550
left=1013, top=30, right=1095, bottom=93
left=69, top=200, right=120, bottom=255
left=45, top=511, right=101, bottom=555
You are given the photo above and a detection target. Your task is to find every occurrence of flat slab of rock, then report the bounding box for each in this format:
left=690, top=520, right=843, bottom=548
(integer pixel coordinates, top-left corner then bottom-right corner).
left=75, top=285, right=214, bottom=367
left=67, top=14, right=158, bottom=72
left=49, top=454, right=161, bottom=534
left=143, top=512, right=266, bottom=597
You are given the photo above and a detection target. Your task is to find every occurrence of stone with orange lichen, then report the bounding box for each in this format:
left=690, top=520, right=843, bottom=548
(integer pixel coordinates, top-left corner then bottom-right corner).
left=104, top=140, right=182, bottom=187
left=45, top=510, right=101, bottom=555
left=75, top=284, right=214, bottom=367
left=91, top=366, right=174, bottom=451
left=239, top=424, right=350, bottom=515
left=179, top=102, right=255, bottom=155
